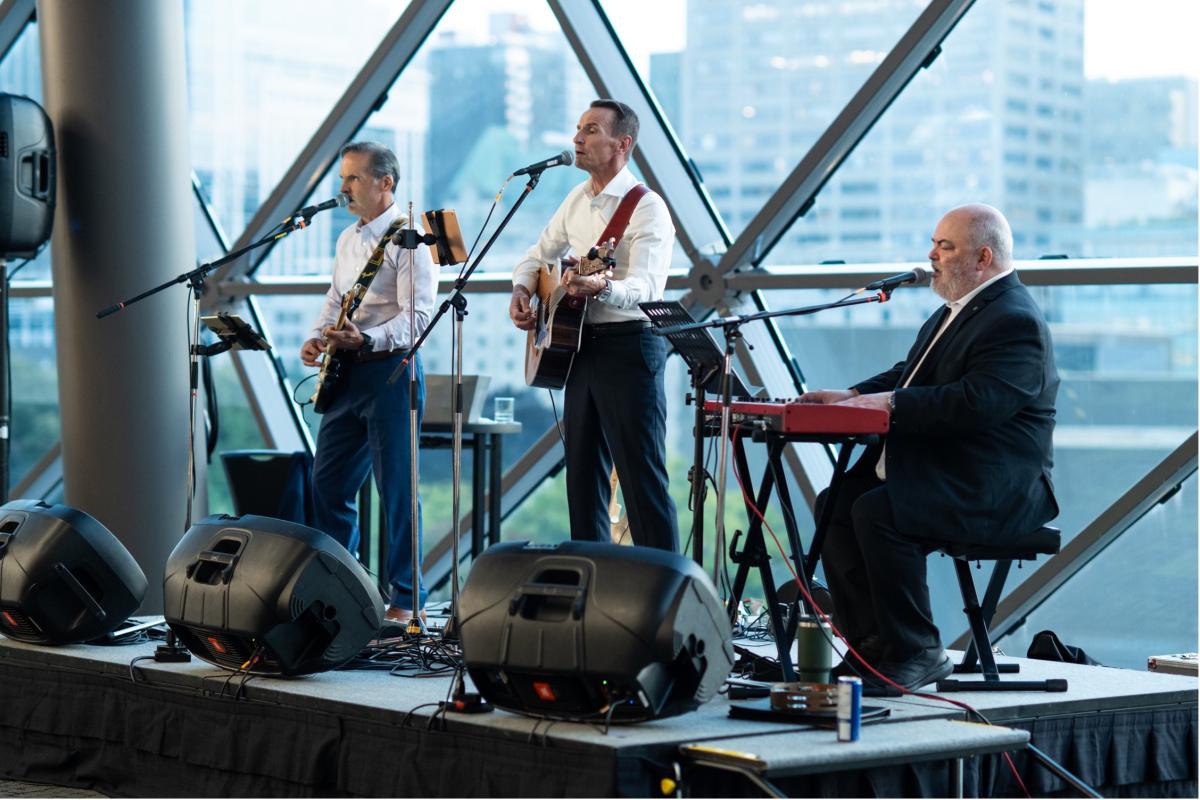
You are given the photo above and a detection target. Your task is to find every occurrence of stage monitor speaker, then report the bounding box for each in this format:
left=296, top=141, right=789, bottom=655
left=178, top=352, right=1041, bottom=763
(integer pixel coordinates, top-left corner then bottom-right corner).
left=0, top=94, right=54, bottom=257
left=163, top=514, right=384, bottom=676
left=458, top=540, right=734, bottom=722
left=0, top=499, right=147, bottom=644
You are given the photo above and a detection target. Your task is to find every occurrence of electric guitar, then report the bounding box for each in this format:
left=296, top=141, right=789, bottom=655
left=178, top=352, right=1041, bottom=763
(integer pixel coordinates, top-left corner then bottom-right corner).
left=524, top=243, right=616, bottom=389
left=308, top=215, right=407, bottom=414
left=310, top=284, right=366, bottom=413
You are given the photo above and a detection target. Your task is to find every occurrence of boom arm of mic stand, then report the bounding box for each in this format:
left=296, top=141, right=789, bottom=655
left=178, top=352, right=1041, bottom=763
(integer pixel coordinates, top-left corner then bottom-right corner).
left=387, top=173, right=542, bottom=385
left=650, top=291, right=892, bottom=338
left=95, top=225, right=294, bottom=319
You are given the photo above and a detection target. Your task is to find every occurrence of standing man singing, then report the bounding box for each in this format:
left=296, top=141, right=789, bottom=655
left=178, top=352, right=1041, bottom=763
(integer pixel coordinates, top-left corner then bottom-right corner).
left=801, top=203, right=1059, bottom=690
left=300, top=141, right=437, bottom=624
left=509, top=99, right=678, bottom=551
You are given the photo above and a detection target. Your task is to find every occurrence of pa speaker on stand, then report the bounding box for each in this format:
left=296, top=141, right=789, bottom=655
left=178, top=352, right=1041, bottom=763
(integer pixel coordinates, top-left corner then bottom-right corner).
left=458, top=540, right=734, bottom=722
left=0, top=93, right=55, bottom=504
left=163, top=514, right=384, bottom=676
left=0, top=499, right=147, bottom=644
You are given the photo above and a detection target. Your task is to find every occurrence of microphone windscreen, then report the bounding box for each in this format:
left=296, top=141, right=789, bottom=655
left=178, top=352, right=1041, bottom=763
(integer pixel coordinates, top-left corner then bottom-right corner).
left=559, top=149, right=574, bottom=166
left=335, top=192, right=350, bottom=208
left=911, top=265, right=933, bottom=286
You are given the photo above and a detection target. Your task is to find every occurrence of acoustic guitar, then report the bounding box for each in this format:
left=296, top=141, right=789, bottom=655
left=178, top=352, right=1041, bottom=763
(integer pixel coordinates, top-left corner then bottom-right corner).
left=524, top=243, right=615, bottom=389
left=310, top=284, right=365, bottom=413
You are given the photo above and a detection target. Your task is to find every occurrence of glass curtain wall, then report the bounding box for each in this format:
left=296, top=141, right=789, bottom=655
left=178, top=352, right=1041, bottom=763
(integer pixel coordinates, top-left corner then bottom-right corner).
left=4, top=0, right=1193, bottom=648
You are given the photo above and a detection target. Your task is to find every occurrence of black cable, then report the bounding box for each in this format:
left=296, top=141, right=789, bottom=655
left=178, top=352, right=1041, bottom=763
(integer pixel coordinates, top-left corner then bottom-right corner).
left=547, top=388, right=566, bottom=450
left=455, top=177, right=511, bottom=282
left=201, top=355, right=219, bottom=460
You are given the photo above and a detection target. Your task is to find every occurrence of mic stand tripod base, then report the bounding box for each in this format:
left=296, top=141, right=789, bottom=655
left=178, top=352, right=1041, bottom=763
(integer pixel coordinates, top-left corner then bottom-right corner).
left=155, top=630, right=192, bottom=663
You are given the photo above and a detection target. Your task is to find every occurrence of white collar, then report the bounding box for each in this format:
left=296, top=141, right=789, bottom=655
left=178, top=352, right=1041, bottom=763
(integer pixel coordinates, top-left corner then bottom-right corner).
left=356, top=203, right=402, bottom=237
left=585, top=165, right=637, bottom=200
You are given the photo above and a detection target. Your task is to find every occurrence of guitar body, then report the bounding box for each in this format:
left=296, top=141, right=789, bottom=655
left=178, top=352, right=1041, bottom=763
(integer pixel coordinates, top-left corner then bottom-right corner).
left=523, top=245, right=615, bottom=390
left=525, top=287, right=587, bottom=389
left=311, top=350, right=352, bottom=413
left=310, top=285, right=365, bottom=414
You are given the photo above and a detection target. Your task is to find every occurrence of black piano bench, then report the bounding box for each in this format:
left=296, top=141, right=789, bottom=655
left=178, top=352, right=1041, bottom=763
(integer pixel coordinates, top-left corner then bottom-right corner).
left=935, top=526, right=1069, bottom=693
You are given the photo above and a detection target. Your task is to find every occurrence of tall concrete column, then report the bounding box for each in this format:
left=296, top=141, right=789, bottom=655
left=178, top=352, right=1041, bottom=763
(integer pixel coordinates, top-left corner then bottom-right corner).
left=39, top=0, right=197, bottom=612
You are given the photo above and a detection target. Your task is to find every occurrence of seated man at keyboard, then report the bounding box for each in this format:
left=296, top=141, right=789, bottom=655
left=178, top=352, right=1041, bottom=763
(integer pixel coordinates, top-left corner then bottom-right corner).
left=799, top=204, right=1059, bottom=690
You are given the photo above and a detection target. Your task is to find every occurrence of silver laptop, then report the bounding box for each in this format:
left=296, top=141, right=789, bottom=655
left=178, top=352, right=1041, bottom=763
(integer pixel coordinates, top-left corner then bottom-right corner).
left=423, top=374, right=491, bottom=426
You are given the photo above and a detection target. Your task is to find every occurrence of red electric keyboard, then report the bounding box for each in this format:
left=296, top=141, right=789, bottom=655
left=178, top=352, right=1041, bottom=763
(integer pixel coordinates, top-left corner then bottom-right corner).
left=703, top=398, right=889, bottom=436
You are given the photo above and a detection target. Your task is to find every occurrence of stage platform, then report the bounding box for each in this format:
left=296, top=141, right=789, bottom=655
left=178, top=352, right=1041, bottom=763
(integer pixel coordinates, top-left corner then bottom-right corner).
left=0, top=635, right=1194, bottom=797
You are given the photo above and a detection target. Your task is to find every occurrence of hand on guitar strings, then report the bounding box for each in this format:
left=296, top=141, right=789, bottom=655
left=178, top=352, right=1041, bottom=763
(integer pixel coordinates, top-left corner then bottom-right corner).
left=322, top=320, right=369, bottom=352
left=509, top=286, right=537, bottom=331
left=300, top=321, right=367, bottom=366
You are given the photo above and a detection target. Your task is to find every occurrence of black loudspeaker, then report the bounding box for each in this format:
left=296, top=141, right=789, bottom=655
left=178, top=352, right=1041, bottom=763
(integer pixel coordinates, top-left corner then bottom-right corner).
left=163, top=514, right=384, bottom=676
left=458, top=541, right=734, bottom=722
left=0, top=499, right=147, bottom=644
left=0, top=94, right=54, bottom=257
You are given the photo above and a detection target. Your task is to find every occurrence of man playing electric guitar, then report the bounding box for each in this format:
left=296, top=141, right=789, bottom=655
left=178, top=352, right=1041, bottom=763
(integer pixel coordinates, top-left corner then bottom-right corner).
left=299, top=141, right=436, bottom=624
left=509, top=99, right=678, bottom=552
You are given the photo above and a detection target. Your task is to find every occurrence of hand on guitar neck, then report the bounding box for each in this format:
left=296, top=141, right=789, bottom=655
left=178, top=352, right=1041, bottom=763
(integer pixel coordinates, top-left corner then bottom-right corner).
left=561, top=237, right=616, bottom=298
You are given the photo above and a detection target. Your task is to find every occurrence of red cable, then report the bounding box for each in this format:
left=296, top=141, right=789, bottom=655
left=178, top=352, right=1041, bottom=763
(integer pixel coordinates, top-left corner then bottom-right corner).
left=727, top=427, right=1032, bottom=798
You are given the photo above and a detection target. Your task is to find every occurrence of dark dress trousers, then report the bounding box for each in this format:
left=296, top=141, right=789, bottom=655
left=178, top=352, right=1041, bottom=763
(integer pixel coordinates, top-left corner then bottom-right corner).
left=821, top=272, right=1059, bottom=659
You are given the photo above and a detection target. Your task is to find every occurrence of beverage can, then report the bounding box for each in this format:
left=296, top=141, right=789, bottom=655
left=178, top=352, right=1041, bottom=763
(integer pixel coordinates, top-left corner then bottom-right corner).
left=836, top=676, right=861, bottom=742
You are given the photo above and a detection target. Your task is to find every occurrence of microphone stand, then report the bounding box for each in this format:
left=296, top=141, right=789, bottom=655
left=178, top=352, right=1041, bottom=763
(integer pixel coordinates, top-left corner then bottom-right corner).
left=652, top=289, right=897, bottom=595
left=388, top=170, right=545, bottom=645
left=96, top=207, right=323, bottom=663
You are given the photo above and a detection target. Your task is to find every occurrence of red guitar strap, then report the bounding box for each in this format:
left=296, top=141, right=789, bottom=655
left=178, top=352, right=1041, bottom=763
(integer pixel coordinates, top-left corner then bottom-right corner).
left=596, top=183, right=649, bottom=248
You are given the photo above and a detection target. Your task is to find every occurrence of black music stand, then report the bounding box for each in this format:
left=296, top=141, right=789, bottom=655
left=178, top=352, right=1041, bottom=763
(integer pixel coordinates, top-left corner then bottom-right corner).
left=197, top=312, right=271, bottom=357
left=641, top=301, right=754, bottom=568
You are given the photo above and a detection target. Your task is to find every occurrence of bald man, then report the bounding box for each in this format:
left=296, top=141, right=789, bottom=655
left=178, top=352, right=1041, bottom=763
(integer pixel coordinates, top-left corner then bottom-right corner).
left=801, top=204, right=1059, bottom=690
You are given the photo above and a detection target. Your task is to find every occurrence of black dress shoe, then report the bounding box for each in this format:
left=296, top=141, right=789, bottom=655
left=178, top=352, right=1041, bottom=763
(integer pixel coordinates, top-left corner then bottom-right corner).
left=831, top=634, right=886, bottom=679
left=865, top=647, right=953, bottom=691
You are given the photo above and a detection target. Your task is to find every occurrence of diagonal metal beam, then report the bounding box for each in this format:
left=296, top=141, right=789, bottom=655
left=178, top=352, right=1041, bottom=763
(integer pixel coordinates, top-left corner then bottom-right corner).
left=956, top=432, right=1199, bottom=649
left=674, top=0, right=977, bottom=520
left=212, top=0, right=453, bottom=283
left=194, top=3, right=452, bottom=454
left=0, top=0, right=34, bottom=62
left=546, top=0, right=730, bottom=270
left=712, top=0, right=975, bottom=279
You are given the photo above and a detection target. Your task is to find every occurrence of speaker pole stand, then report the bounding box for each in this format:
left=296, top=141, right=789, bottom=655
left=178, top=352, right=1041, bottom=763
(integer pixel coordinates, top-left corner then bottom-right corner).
left=389, top=173, right=545, bottom=641
left=0, top=259, right=9, bottom=504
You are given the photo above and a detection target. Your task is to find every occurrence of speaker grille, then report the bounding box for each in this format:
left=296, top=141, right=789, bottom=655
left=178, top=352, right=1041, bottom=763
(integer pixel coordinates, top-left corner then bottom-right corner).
left=193, top=629, right=254, bottom=669
left=0, top=132, right=9, bottom=159
left=0, top=606, right=42, bottom=640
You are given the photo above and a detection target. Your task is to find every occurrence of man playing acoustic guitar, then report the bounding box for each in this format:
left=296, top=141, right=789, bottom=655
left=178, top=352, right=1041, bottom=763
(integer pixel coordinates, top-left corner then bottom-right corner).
left=509, top=100, right=678, bottom=552
left=300, top=141, right=437, bottom=624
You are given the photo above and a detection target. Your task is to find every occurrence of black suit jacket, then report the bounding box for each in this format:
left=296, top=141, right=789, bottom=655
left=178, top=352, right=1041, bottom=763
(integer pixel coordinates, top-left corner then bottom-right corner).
left=852, top=272, right=1059, bottom=544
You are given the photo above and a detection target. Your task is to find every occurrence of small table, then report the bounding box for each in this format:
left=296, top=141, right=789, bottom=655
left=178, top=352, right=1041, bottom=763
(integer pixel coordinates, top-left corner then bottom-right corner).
left=420, top=419, right=522, bottom=558
left=681, top=718, right=1029, bottom=797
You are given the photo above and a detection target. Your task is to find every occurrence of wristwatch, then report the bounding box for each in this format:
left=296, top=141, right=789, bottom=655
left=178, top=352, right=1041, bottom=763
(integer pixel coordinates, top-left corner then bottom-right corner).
left=597, top=278, right=613, bottom=302
left=887, top=391, right=896, bottom=418
left=360, top=332, right=374, bottom=352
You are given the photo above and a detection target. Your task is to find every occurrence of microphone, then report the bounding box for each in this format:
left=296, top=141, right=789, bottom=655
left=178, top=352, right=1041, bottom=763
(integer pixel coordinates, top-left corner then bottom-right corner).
left=864, top=265, right=932, bottom=291
left=298, top=193, right=349, bottom=219
left=512, top=150, right=574, bottom=176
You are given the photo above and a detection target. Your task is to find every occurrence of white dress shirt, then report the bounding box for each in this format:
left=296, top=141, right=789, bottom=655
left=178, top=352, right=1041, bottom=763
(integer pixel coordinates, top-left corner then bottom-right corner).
left=877, top=267, right=1015, bottom=480
left=308, top=203, right=438, bottom=351
left=512, top=166, right=674, bottom=324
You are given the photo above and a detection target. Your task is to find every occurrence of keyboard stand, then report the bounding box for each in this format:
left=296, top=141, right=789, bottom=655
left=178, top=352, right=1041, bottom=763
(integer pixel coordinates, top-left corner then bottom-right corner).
left=721, top=425, right=879, bottom=681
